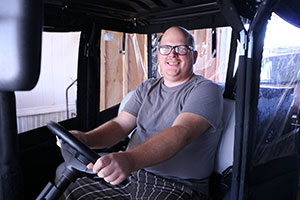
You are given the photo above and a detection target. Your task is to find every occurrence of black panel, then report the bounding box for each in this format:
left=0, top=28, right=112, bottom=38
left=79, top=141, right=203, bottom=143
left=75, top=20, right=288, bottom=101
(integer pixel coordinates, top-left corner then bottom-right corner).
left=248, top=156, right=299, bottom=200
left=18, top=118, right=79, bottom=199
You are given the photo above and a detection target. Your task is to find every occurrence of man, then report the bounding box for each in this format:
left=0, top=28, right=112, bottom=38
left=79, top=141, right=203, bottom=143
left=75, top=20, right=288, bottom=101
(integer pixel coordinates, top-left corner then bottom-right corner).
left=59, top=26, right=223, bottom=199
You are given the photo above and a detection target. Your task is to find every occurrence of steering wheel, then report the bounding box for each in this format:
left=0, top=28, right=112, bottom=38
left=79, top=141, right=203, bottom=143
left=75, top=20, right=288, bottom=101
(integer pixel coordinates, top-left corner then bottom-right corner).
left=36, top=121, right=100, bottom=200
left=47, top=121, right=99, bottom=166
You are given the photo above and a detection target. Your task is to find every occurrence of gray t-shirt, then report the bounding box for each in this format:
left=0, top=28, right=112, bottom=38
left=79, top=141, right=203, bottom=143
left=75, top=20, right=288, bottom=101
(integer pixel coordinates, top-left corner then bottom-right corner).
left=123, top=74, right=223, bottom=194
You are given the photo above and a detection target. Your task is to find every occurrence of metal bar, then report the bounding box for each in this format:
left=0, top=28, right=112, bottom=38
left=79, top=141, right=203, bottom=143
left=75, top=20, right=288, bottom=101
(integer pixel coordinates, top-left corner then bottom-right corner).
left=65, top=79, right=77, bottom=119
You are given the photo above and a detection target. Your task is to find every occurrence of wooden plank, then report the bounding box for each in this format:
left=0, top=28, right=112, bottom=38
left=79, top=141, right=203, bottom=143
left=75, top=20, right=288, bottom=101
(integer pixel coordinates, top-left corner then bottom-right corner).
left=126, top=33, right=147, bottom=92
left=192, top=29, right=220, bottom=82
left=100, top=31, right=124, bottom=110
left=100, top=31, right=106, bottom=111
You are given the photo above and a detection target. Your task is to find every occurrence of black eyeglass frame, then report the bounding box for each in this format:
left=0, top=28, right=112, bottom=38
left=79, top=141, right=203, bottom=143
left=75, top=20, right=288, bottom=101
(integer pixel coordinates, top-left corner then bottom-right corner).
left=158, top=45, right=194, bottom=55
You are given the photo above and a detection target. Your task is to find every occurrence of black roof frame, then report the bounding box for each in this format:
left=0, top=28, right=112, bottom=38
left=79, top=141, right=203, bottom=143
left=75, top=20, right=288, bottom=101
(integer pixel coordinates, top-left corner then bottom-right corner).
left=43, top=0, right=231, bottom=33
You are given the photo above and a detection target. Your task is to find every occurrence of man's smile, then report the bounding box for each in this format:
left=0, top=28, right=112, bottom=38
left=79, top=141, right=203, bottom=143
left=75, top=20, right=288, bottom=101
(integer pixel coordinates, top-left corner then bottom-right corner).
left=166, top=61, right=180, bottom=65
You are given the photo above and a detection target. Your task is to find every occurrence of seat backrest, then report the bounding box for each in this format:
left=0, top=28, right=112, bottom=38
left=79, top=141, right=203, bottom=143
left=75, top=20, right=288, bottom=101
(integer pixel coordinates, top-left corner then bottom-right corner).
left=118, top=91, right=135, bottom=115
left=214, top=98, right=236, bottom=174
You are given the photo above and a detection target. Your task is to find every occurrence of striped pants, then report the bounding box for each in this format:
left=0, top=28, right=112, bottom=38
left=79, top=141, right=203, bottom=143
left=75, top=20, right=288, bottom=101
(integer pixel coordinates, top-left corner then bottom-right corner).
left=59, top=169, right=210, bottom=200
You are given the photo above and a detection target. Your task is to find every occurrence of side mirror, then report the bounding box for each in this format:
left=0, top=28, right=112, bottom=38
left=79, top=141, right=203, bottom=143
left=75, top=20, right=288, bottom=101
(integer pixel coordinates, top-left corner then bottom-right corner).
left=0, top=0, right=43, bottom=91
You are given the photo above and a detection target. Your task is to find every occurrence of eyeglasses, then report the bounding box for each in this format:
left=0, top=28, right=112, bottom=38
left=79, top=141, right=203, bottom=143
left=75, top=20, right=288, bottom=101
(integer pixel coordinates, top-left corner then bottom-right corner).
left=158, top=45, right=194, bottom=55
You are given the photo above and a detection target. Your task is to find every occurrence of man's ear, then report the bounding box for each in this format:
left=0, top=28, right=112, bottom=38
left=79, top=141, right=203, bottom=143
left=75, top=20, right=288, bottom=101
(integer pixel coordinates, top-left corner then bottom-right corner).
left=193, top=50, right=198, bottom=64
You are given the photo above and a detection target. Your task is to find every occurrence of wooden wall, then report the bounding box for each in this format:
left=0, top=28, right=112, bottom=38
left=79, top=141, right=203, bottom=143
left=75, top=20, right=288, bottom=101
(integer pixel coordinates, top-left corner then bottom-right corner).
left=100, top=31, right=147, bottom=111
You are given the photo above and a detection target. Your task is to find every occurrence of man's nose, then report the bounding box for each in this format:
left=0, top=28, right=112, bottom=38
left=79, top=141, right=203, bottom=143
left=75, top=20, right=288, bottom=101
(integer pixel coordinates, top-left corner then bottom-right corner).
left=169, top=48, right=179, bottom=56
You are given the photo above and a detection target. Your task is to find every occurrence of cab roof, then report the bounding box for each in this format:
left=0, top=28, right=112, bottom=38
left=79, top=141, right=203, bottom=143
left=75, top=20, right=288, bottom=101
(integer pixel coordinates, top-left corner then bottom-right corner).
left=43, top=0, right=300, bottom=33
left=43, top=0, right=236, bottom=32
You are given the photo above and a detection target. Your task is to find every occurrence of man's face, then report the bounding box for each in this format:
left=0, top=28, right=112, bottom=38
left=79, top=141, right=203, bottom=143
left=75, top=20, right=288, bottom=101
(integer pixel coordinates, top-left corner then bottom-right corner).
left=158, top=27, right=197, bottom=86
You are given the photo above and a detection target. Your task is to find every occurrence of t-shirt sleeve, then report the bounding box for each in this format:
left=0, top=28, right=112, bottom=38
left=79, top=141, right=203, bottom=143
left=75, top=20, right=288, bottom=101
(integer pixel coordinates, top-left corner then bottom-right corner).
left=181, top=81, right=223, bottom=130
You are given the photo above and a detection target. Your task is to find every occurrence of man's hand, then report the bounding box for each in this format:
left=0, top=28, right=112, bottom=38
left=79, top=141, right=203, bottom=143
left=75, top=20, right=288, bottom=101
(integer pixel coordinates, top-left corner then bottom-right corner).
left=87, top=151, right=134, bottom=185
left=56, top=130, right=87, bottom=148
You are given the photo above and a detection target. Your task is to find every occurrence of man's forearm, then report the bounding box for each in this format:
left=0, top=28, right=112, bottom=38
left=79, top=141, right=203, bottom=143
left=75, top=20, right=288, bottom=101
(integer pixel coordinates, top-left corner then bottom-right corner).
left=87, top=113, right=210, bottom=185
left=126, top=125, right=191, bottom=171
left=82, top=112, right=136, bottom=149
left=125, top=112, right=210, bottom=172
left=85, top=120, right=130, bottom=149
left=87, top=125, right=191, bottom=185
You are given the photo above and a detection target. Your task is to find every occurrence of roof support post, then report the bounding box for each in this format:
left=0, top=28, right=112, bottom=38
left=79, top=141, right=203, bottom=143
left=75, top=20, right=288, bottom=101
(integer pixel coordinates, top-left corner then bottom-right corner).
left=231, top=0, right=281, bottom=199
left=76, top=24, right=101, bottom=131
left=0, top=92, right=24, bottom=200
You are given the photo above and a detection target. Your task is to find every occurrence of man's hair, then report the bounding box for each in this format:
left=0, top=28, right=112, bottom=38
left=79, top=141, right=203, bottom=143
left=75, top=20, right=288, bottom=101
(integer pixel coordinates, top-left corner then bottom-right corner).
left=159, top=26, right=195, bottom=48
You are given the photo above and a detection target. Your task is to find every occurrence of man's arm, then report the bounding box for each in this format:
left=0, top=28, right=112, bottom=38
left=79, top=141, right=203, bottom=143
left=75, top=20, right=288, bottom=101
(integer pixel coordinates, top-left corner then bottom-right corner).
left=127, top=112, right=210, bottom=169
left=77, top=111, right=137, bottom=149
left=90, top=112, right=210, bottom=185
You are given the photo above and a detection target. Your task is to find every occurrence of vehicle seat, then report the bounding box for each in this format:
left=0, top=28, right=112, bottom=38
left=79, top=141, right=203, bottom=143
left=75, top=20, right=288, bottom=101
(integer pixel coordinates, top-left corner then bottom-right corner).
left=118, top=91, right=135, bottom=139
left=118, top=90, right=135, bottom=115
left=210, top=98, right=235, bottom=199
left=215, top=98, right=235, bottom=174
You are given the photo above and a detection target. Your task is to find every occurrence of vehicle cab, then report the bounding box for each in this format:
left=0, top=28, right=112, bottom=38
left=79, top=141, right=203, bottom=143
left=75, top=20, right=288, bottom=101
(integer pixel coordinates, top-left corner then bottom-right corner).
left=0, top=0, right=300, bottom=199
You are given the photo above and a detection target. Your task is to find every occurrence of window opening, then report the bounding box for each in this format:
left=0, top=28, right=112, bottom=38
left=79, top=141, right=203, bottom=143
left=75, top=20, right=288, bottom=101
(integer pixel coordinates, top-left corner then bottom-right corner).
left=253, top=13, right=300, bottom=165
left=15, top=32, right=80, bottom=133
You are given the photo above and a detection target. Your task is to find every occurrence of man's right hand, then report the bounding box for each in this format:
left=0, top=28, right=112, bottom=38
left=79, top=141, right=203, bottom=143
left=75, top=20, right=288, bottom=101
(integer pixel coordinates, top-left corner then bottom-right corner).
left=87, top=151, right=135, bottom=185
